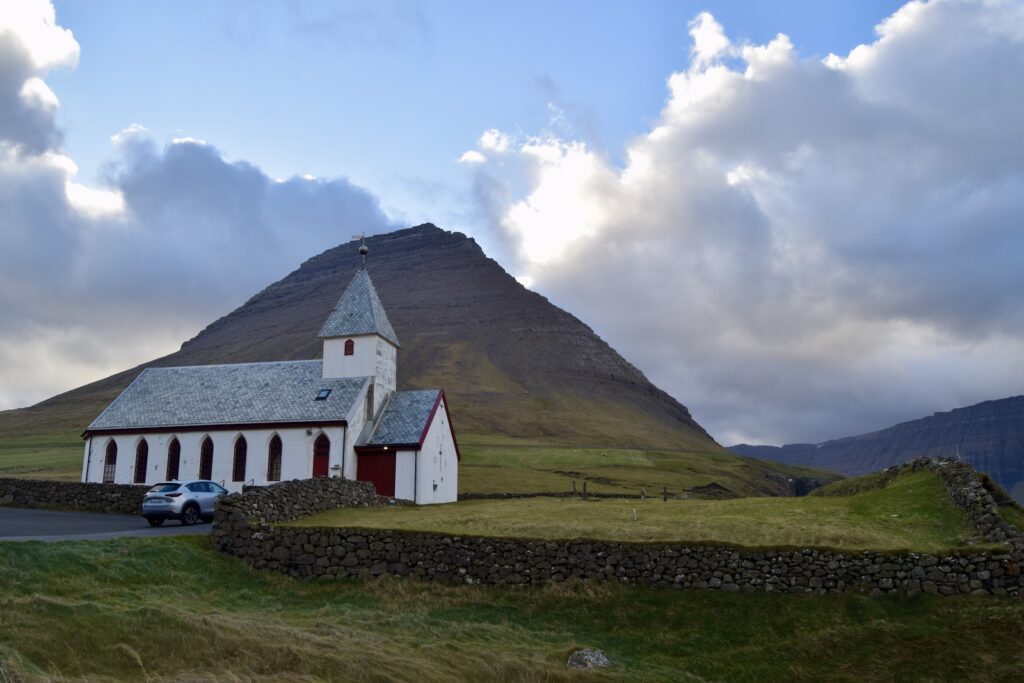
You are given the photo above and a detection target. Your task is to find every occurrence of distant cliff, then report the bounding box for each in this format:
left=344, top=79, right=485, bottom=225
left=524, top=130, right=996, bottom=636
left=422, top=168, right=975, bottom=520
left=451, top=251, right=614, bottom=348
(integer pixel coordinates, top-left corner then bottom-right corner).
left=730, top=396, right=1024, bottom=501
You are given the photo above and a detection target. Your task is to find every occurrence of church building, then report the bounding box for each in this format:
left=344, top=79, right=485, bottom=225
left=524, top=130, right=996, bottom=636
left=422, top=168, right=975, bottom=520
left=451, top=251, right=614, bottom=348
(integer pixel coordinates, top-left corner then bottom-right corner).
left=80, top=242, right=460, bottom=504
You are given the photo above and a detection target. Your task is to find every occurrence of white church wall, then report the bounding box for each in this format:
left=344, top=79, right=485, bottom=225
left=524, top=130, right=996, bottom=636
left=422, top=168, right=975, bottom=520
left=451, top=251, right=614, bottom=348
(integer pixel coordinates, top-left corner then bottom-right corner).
left=323, top=334, right=389, bottom=382
left=83, top=425, right=349, bottom=493
left=414, top=397, right=459, bottom=504
left=394, top=450, right=416, bottom=500
left=373, top=338, right=397, bottom=410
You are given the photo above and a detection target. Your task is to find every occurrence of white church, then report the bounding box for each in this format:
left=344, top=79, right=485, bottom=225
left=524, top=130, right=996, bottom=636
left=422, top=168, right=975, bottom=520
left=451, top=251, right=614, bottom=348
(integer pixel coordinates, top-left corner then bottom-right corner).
left=81, top=241, right=460, bottom=504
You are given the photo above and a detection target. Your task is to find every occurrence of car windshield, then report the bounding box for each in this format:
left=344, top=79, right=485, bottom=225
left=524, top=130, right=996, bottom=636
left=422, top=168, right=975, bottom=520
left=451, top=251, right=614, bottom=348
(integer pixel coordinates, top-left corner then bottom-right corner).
left=148, top=483, right=181, bottom=493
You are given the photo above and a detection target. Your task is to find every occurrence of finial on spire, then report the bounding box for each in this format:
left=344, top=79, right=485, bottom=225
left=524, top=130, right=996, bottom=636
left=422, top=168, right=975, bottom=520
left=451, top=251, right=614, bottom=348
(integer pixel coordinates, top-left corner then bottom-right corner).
left=352, top=233, right=368, bottom=268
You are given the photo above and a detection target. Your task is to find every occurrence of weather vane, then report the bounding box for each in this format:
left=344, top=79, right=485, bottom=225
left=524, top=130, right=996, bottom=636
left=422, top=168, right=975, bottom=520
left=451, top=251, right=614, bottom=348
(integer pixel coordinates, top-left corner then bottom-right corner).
left=352, top=233, right=368, bottom=267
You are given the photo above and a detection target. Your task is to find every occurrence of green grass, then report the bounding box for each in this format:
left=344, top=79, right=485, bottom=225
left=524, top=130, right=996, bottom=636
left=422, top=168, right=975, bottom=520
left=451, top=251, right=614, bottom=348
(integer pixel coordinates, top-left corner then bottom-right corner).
left=0, top=431, right=82, bottom=480
left=293, top=470, right=977, bottom=553
left=457, top=433, right=838, bottom=497
left=1, top=535, right=1023, bottom=682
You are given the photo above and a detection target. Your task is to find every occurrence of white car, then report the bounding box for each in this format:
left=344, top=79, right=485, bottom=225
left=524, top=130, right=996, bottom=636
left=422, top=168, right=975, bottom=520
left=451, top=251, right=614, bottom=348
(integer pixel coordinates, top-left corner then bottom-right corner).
left=141, top=480, right=228, bottom=526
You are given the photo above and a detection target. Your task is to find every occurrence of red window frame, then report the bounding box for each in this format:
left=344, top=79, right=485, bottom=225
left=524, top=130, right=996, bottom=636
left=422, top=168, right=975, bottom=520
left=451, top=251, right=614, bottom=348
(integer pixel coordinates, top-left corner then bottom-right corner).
left=102, top=440, right=117, bottom=484
left=267, top=435, right=282, bottom=481
left=166, top=438, right=181, bottom=480
left=344, top=339, right=354, bottom=356
left=134, top=439, right=149, bottom=484
left=232, top=436, right=247, bottom=482
left=200, top=437, right=214, bottom=480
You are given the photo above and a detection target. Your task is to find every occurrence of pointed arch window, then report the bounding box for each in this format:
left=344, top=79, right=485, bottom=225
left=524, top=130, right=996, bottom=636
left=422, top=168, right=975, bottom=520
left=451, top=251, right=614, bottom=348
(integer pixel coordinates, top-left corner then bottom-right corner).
left=102, top=440, right=117, bottom=484
left=166, top=438, right=181, bottom=480
left=232, top=436, right=247, bottom=482
left=200, top=437, right=214, bottom=480
left=134, top=439, right=149, bottom=484
left=267, top=434, right=282, bottom=482
left=344, top=339, right=355, bottom=356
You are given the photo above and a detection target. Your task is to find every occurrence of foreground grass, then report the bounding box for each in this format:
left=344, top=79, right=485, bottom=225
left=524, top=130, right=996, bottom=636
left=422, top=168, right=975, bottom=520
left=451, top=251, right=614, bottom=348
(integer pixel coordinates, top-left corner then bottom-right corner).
left=457, top=433, right=836, bottom=497
left=0, top=431, right=82, bottom=480
left=294, top=470, right=976, bottom=552
left=1, top=536, right=1023, bottom=682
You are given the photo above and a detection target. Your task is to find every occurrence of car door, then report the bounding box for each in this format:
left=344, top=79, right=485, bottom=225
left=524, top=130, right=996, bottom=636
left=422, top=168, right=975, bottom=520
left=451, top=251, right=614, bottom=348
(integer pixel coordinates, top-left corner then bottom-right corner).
left=208, top=482, right=227, bottom=514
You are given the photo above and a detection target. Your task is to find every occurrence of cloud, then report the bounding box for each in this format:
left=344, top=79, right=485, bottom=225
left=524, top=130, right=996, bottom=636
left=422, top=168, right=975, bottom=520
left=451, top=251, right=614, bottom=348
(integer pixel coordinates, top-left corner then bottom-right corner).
left=0, top=1, right=395, bottom=410
left=463, top=0, right=1024, bottom=445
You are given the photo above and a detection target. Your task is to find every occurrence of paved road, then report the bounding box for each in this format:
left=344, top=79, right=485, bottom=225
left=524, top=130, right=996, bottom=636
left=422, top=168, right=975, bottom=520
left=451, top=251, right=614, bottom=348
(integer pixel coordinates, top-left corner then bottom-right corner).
left=0, top=506, right=209, bottom=542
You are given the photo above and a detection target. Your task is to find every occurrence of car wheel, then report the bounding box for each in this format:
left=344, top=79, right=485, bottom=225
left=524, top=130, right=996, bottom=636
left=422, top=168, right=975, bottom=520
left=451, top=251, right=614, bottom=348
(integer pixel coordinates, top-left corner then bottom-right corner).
left=147, top=518, right=164, bottom=527
left=181, top=503, right=200, bottom=526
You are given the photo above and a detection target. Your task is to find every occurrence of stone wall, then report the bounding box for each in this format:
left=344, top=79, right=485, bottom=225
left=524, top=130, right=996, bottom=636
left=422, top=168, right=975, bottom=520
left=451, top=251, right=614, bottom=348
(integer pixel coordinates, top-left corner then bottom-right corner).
left=214, top=524, right=1024, bottom=597
left=211, top=459, right=1024, bottom=597
left=0, top=478, right=147, bottom=514
left=216, top=477, right=390, bottom=526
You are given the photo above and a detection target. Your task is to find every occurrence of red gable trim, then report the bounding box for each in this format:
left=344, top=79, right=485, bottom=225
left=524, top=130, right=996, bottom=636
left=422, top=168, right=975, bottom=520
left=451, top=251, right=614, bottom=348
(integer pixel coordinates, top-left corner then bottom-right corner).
left=354, top=389, right=461, bottom=461
left=417, top=389, right=461, bottom=462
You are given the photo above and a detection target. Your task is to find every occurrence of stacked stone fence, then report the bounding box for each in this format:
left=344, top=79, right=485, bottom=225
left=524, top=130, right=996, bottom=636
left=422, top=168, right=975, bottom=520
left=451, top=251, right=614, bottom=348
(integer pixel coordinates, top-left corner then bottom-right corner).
left=881, top=458, right=1024, bottom=544
left=0, top=478, right=147, bottom=514
left=211, top=459, right=1024, bottom=597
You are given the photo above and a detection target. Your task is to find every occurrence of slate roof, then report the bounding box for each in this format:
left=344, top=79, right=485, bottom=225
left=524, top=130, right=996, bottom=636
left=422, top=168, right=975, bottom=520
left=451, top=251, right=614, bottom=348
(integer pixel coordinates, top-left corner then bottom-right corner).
left=360, top=389, right=441, bottom=447
left=87, top=360, right=367, bottom=432
left=318, top=268, right=400, bottom=347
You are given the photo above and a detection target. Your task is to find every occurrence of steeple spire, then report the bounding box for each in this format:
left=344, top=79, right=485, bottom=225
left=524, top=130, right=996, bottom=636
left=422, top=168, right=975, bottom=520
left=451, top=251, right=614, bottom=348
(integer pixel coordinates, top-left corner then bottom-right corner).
left=353, top=233, right=368, bottom=269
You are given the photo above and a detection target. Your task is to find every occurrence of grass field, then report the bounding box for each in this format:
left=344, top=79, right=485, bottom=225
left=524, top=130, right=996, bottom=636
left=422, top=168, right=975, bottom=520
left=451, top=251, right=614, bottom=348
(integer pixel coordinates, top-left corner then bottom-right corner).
left=0, top=428, right=838, bottom=497
left=455, top=433, right=836, bottom=497
left=0, top=431, right=82, bottom=480
left=293, top=470, right=977, bottom=552
left=2, top=535, right=1024, bottom=682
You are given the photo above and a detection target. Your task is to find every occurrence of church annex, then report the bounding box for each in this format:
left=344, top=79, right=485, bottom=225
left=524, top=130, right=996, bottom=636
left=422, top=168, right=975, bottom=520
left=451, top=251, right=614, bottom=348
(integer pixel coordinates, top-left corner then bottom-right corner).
left=80, top=242, right=460, bottom=504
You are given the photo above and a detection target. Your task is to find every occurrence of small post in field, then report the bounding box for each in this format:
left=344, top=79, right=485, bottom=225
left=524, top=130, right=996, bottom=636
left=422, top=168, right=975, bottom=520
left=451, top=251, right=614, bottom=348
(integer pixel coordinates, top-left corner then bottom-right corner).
left=632, top=507, right=638, bottom=522
left=662, top=486, right=668, bottom=502
left=572, top=479, right=577, bottom=495
left=641, top=487, right=646, bottom=501
left=582, top=480, right=588, bottom=500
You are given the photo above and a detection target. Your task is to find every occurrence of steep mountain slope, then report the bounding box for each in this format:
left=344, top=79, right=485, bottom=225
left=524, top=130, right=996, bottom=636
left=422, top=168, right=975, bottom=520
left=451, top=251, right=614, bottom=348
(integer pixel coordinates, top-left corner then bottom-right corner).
left=730, top=396, right=1024, bottom=500
left=0, top=224, right=714, bottom=451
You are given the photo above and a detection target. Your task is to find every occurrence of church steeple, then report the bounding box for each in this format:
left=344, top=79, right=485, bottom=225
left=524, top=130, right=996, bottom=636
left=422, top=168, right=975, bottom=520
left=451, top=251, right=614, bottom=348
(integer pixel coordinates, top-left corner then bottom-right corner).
left=319, top=239, right=398, bottom=418
left=317, top=267, right=400, bottom=347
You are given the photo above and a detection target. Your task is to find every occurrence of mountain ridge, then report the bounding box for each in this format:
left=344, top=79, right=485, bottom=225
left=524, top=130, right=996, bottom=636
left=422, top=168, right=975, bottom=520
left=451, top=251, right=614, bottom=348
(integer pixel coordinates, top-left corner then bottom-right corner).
left=730, top=395, right=1024, bottom=501
left=0, top=224, right=716, bottom=452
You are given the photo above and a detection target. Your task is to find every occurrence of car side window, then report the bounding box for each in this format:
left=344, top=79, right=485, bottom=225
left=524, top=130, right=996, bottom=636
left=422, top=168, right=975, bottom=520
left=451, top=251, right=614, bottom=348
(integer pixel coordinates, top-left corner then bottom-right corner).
left=211, top=483, right=227, bottom=495
left=187, top=482, right=206, bottom=493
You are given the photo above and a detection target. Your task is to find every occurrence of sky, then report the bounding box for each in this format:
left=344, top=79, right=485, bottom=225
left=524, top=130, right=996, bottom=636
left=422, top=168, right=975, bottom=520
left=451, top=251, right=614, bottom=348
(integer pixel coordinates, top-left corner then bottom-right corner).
left=1, top=0, right=1022, bottom=446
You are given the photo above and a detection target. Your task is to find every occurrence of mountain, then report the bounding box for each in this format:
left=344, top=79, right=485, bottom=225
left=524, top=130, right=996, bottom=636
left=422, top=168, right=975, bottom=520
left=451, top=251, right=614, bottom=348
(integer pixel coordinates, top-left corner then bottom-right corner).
left=730, top=396, right=1024, bottom=501
left=0, top=224, right=715, bottom=451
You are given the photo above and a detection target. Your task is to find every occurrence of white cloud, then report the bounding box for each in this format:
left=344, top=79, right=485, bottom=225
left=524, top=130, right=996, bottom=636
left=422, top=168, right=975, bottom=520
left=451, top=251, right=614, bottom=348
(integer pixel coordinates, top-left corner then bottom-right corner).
left=466, top=0, right=1024, bottom=444
left=458, top=149, right=486, bottom=164
left=478, top=128, right=510, bottom=153
left=0, top=0, right=78, bottom=70
left=0, top=2, right=396, bottom=410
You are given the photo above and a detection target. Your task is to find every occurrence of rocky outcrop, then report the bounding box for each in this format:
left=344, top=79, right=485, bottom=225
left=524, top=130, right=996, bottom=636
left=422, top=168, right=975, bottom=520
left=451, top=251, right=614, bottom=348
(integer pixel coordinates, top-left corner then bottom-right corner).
left=0, top=478, right=147, bottom=514
left=731, top=396, right=1024, bottom=502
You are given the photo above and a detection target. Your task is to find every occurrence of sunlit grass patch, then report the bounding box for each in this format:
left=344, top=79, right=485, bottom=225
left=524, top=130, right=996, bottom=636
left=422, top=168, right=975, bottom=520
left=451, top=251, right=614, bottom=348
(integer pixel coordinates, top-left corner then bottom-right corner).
left=293, top=470, right=976, bottom=552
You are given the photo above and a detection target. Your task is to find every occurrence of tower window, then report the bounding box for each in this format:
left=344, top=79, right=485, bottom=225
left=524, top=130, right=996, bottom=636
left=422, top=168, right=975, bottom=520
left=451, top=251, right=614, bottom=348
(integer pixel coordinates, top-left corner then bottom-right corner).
left=316, top=389, right=331, bottom=400
left=344, top=339, right=354, bottom=355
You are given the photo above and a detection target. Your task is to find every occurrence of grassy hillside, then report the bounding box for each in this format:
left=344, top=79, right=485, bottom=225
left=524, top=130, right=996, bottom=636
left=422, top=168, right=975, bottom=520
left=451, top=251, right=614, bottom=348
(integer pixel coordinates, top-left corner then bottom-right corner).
left=293, top=470, right=974, bottom=552
left=2, top=535, right=1023, bottom=682
left=0, top=430, right=836, bottom=498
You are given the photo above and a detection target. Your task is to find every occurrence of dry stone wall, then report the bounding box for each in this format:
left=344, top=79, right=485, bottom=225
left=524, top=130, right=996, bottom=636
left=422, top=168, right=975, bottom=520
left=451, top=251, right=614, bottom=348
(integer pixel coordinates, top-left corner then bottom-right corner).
left=0, top=478, right=147, bottom=514
left=211, top=460, right=1024, bottom=597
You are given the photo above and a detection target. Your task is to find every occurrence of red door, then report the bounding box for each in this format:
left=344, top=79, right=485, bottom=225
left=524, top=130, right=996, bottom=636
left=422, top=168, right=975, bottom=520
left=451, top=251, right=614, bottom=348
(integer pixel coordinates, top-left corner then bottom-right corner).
left=313, top=434, right=330, bottom=477
left=357, top=452, right=396, bottom=496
